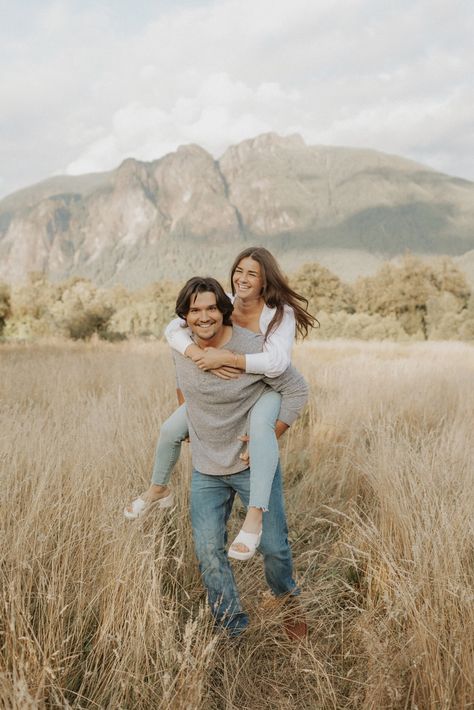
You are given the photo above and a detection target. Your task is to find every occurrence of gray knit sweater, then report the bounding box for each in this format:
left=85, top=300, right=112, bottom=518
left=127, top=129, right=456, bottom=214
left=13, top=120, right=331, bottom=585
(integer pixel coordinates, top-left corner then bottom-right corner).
left=173, top=324, right=308, bottom=475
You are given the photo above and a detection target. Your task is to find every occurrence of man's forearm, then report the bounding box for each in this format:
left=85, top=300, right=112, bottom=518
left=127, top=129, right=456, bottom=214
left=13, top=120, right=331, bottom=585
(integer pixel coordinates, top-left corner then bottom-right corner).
left=176, top=388, right=185, bottom=406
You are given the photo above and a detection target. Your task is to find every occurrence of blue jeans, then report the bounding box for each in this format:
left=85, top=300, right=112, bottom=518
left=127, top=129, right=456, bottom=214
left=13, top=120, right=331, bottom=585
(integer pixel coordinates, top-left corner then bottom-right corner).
left=191, top=463, right=299, bottom=636
left=151, top=391, right=282, bottom=511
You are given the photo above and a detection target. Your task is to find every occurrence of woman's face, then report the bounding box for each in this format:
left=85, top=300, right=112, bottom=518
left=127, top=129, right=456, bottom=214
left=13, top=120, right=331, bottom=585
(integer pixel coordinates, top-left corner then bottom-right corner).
left=232, top=257, right=263, bottom=300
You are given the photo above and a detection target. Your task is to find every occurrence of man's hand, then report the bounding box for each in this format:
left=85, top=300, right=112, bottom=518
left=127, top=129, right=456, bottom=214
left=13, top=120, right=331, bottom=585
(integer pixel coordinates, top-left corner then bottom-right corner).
left=237, top=420, right=289, bottom=465
left=275, top=420, right=289, bottom=439
left=238, top=435, right=250, bottom=464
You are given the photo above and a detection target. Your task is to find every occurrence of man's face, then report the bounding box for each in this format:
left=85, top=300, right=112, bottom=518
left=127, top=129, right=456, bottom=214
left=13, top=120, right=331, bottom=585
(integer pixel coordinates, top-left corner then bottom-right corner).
left=185, top=291, right=224, bottom=343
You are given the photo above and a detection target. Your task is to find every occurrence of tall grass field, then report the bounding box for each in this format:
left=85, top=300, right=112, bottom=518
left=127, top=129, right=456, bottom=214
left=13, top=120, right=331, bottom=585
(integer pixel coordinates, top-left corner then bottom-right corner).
left=1, top=339, right=473, bottom=708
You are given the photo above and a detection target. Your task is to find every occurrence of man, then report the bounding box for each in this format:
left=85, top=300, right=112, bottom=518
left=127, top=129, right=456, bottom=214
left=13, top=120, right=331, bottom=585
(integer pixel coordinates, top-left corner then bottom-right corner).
left=172, top=276, right=308, bottom=638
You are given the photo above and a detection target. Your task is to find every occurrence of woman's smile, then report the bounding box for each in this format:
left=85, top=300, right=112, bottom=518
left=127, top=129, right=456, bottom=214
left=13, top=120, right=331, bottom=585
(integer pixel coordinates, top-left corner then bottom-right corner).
left=232, top=257, right=263, bottom=300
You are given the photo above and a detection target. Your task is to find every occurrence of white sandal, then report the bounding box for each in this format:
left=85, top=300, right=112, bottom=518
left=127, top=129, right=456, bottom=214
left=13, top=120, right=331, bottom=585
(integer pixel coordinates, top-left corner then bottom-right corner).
left=228, top=529, right=262, bottom=561
left=123, top=491, right=174, bottom=520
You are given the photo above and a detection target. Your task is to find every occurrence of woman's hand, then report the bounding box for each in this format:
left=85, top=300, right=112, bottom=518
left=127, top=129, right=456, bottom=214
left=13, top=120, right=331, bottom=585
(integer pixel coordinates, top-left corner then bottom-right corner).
left=210, top=366, right=242, bottom=380
left=186, top=345, right=245, bottom=374
left=194, top=347, right=237, bottom=371
left=184, top=343, right=204, bottom=362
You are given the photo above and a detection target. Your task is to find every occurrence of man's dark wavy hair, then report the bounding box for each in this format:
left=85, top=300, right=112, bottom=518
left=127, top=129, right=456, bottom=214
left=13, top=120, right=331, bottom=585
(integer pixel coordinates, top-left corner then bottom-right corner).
left=175, top=277, right=234, bottom=325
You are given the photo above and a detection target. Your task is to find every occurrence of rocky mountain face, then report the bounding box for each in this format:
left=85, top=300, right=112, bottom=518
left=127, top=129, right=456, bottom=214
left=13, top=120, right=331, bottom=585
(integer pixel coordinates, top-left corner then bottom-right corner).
left=1, top=133, right=474, bottom=286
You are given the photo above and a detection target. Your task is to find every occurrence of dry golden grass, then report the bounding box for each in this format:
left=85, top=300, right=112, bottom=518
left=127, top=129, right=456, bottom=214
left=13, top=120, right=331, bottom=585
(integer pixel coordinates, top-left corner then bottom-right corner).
left=0, top=338, right=473, bottom=709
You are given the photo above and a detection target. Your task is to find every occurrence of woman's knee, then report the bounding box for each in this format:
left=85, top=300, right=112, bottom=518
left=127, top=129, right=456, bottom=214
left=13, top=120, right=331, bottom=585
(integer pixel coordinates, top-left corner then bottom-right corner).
left=159, top=413, right=187, bottom=445
left=249, top=391, right=281, bottom=429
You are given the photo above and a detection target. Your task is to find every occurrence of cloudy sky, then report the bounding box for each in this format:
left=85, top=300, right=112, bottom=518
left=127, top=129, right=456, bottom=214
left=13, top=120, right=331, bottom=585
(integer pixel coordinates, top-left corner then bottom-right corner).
left=1, top=0, right=473, bottom=198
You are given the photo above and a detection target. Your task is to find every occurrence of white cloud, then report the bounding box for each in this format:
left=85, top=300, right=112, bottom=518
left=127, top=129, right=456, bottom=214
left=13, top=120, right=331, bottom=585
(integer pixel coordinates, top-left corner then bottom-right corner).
left=1, top=0, right=473, bottom=197
left=65, top=73, right=291, bottom=173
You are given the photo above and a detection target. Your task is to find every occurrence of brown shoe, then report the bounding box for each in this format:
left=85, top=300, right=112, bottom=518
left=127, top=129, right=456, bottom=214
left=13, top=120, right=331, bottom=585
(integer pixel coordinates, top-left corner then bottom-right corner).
left=283, top=613, right=308, bottom=641
left=260, top=593, right=308, bottom=641
left=283, top=597, right=307, bottom=641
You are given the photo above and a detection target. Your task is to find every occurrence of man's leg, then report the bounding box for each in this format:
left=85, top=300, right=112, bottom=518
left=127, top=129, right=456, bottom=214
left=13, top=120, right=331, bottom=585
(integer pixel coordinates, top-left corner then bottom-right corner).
left=231, top=463, right=299, bottom=598
left=190, top=470, right=249, bottom=637
left=231, top=464, right=307, bottom=639
left=259, top=462, right=300, bottom=597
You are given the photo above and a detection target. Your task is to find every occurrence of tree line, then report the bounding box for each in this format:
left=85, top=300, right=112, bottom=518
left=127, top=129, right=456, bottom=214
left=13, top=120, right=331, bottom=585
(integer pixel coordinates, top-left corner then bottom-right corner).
left=0, top=255, right=473, bottom=342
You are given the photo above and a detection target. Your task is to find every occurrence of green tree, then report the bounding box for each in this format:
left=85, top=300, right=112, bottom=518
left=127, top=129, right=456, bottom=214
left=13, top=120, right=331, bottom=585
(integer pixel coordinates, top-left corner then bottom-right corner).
left=459, top=294, right=474, bottom=340
left=290, top=262, right=354, bottom=316
left=50, top=278, right=115, bottom=340
left=108, top=281, right=176, bottom=338
left=7, top=272, right=62, bottom=338
left=0, top=282, right=11, bottom=334
left=11, top=272, right=61, bottom=320
left=354, top=255, right=471, bottom=338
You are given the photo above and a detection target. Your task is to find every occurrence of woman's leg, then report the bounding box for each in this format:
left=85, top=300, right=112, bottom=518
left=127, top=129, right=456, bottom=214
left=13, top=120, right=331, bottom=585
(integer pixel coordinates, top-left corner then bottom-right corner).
left=248, top=390, right=281, bottom=510
left=125, top=404, right=188, bottom=514
left=229, top=390, right=281, bottom=555
left=150, top=403, right=189, bottom=486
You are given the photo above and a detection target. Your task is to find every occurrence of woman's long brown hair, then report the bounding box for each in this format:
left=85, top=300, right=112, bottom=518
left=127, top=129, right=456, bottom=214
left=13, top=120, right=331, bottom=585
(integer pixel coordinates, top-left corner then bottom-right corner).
left=230, top=246, right=317, bottom=340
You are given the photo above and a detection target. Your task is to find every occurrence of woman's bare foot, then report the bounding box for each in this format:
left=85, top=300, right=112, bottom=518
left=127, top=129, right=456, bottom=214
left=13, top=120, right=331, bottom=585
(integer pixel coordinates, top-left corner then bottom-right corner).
left=230, top=507, right=263, bottom=554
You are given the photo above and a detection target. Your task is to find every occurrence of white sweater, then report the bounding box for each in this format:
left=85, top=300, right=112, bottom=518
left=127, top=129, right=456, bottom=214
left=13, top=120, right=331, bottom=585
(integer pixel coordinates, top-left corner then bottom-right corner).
left=164, top=296, right=296, bottom=377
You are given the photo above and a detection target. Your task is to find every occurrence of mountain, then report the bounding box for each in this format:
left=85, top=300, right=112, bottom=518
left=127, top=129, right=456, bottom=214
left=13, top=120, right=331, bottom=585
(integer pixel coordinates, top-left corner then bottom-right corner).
left=1, top=133, right=474, bottom=286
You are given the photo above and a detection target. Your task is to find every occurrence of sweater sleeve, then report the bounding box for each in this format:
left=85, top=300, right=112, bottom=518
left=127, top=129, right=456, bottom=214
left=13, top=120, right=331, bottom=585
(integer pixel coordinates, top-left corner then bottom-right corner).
left=244, top=306, right=295, bottom=377
left=164, top=317, right=193, bottom=355
left=263, top=365, right=309, bottom=426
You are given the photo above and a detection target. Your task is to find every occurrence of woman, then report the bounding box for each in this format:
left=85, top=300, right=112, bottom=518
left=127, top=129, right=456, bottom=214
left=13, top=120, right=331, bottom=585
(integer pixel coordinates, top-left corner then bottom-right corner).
left=124, top=247, right=316, bottom=559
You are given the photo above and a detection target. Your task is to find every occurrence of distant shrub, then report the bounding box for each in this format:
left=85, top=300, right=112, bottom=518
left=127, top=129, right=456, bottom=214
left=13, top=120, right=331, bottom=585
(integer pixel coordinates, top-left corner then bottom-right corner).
left=99, top=330, right=128, bottom=342
left=0, top=259, right=472, bottom=342
left=62, top=305, right=115, bottom=340
left=315, top=311, right=411, bottom=341
left=427, top=292, right=474, bottom=340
